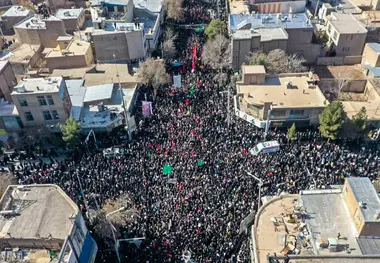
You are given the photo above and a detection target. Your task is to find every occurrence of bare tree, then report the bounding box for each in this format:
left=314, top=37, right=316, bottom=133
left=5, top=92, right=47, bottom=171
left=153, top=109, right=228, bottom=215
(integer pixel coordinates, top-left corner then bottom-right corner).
left=93, top=195, right=139, bottom=240
left=0, top=173, right=16, bottom=197
left=164, top=0, right=184, bottom=22
left=201, top=34, right=230, bottom=69
left=335, top=71, right=352, bottom=99
left=162, top=28, right=177, bottom=60
left=137, top=58, right=170, bottom=96
left=287, top=53, right=307, bottom=73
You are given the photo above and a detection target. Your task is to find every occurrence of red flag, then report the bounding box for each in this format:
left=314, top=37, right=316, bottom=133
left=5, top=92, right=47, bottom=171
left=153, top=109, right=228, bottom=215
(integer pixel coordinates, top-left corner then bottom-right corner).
left=190, top=152, right=195, bottom=157
left=242, top=149, right=247, bottom=156
left=165, top=148, right=169, bottom=156
left=190, top=131, right=195, bottom=136
left=185, top=99, right=189, bottom=105
left=149, top=143, right=153, bottom=148
left=156, top=144, right=161, bottom=150
left=179, top=182, right=183, bottom=191
left=196, top=229, right=201, bottom=235
left=171, top=140, right=175, bottom=148
left=197, top=80, right=201, bottom=87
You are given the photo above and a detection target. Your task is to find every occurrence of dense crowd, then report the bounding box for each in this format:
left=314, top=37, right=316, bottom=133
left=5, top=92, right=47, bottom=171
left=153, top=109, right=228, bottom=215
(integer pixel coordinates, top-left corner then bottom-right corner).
left=3, top=1, right=380, bottom=262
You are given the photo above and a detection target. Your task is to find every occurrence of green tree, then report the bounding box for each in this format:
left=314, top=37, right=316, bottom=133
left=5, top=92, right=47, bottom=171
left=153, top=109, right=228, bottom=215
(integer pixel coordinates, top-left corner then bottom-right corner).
left=61, top=118, right=81, bottom=147
left=288, top=123, right=297, bottom=141
left=205, top=19, right=227, bottom=40
left=353, top=106, right=368, bottom=131
left=319, top=101, right=346, bottom=140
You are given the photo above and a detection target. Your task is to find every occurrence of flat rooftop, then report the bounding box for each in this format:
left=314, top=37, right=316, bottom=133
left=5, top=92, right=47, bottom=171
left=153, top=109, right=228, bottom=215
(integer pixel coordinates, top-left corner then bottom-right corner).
left=230, top=14, right=251, bottom=32
left=0, top=44, right=40, bottom=65
left=1, top=5, right=31, bottom=17
left=14, top=15, right=61, bottom=30
left=12, top=77, right=63, bottom=95
left=134, top=0, right=163, bottom=13
left=330, top=12, right=367, bottom=34
left=229, top=0, right=249, bottom=14
left=0, top=184, right=78, bottom=241
left=251, top=13, right=313, bottom=29
left=237, top=75, right=327, bottom=108
left=354, top=11, right=380, bottom=28
left=0, top=99, right=18, bottom=117
left=55, top=8, right=83, bottom=19
left=93, top=22, right=143, bottom=34
left=83, top=83, right=114, bottom=103
left=66, top=79, right=85, bottom=120
left=314, top=65, right=366, bottom=80
left=243, top=65, right=266, bottom=74
left=45, top=40, right=91, bottom=58
left=232, top=27, right=288, bottom=41
left=300, top=190, right=361, bottom=256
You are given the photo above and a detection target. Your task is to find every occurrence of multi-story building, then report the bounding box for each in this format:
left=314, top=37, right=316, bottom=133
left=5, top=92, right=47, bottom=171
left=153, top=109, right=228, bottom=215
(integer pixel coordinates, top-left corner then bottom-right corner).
left=44, top=36, right=94, bottom=72
left=0, top=5, right=33, bottom=34
left=102, top=0, right=134, bottom=22
left=55, top=8, right=85, bottom=34
left=92, top=22, right=146, bottom=62
left=0, top=61, right=16, bottom=102
left=10, top=77, right=72, bottom=127
left=230, top=13, right=320, bottom=68
left=14, top=15, right=67, bottom=48
left=247, top=0, right=306, bottom=14
left=325, top=12, right=367, bottom=57
left=235, top=65, right=328, bottom=128
left=0, top=184, right=98, bottom=263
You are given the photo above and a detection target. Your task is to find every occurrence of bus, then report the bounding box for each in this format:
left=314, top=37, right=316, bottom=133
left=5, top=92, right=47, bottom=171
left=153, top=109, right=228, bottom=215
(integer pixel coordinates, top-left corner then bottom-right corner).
left=250, top=141, right=280, bottom=155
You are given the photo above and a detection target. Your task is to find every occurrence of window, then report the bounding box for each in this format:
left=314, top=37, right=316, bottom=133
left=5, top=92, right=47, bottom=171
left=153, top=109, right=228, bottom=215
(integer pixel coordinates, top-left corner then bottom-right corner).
left=37, top=96, right=47, bottom=106
left=46, top=95, right=54, bottom=105
left=24, top=112, right=34, bottom=121
left=117, top=6, right=124, bottom=12
left=52, top=110, right=59, bottom=120
left=327, top=24, right=331, bottom=33
left=333, top=31, right=338, bottom=41
left=19, top=97, right=28, bottom=107
left=43, top=111, right=52, bottom=120
left=272, top=110, right=286, bottom=117
left=290, top=109, right=305, bottom=116
left=350, top=35, right=353, bottom=40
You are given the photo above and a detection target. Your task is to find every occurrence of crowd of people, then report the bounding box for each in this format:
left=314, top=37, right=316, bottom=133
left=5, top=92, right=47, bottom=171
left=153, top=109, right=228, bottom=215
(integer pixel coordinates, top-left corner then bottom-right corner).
left=4, top=1, right=380, bottom=262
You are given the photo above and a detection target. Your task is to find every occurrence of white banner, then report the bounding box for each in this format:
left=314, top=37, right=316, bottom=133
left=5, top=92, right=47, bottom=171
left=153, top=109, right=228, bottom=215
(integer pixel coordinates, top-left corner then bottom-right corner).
left=173, top=75, right=182, bottom=88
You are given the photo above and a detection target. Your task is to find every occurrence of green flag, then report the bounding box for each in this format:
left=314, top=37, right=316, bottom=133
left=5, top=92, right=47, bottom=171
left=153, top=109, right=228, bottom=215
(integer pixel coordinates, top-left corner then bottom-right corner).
left=163, top=164, right=173, bottom=175
left=148, top=151, right=151, bottom=158
left=190, top=86, right=195, bottom=97
left=197, top=160, right=205, bottom=167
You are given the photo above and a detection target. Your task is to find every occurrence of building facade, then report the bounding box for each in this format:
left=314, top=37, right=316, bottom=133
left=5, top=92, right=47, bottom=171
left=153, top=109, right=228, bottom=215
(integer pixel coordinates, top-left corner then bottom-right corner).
left=14, top=15, right=67, bottom=48
left=0, top=5, right=33, bottom=33
left=0, top=61, right=16, bottom=102
left=248, top=0, right=306, bottom=14
left=10, top=77, right=71, bottom=127
left=56, top=8, right=86, bottom=34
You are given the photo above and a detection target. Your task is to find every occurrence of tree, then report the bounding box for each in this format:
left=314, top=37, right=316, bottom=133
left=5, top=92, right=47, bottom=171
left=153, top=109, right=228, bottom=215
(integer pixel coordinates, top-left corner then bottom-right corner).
left=353, top=107, right=368, bottom=132
left=201, top=34, right=230, bottom=69
left=137, top=58, right=170, bottom=95
left=164, top=0, right=184, bottom=22
left=319, top=101, right=346, bottom=140
left=60, top=118, right=81, bottom=147
left=162, top=28, right=177, bottom=60
left=247, top=49, right=307, bottom=74
left=93, top=195, right=138, bottom=239
left=335, top=72, right=352, bottom=99
left=288, top=123, right=297, bottom=141
left=205, top=19, right=227, bottom=40
left=23, top=1, right=35, bottom=13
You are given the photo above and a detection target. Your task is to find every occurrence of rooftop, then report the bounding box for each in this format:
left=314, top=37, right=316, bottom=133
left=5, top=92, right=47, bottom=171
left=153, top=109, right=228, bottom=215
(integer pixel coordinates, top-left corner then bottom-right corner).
left=0, top=99, right=18, bottom=117
left=251, top=13, right=313, bottom=30
left=329, top=12, right=367, bottom=34
left=66, top=79, right=85, bottom=120
left=0, top=44, right=40, bottom=65
left=0, top=61, right=8, bottom=72
left=1, top=5, right=31, bottom=17
left=232, top=27, right=288, bottom=41
left=14, top=15, right=62, bottom=30
left=242, top=65, right=266, bottom=74
left=0, top=184, right=78, bottom=241
left=83, top=83, right=114, bottom=103
left=93, top=22, right=143, bottom=34
left=354, top=11, right=380, bottom=29
left=103, top=0, right=129, bottom=6
left=313, top=65, right=366, bottom=80
left=229, top=0, right=249, bottom=14
left=300, top=190, right=361, bottom=255
left=12, top=77, right=63, bottom=95
left=45, top=40, right=91, bottom=58
left=55, top=8, right=84, bottom=19
left=230, top=14, right=251, bottom=32
left=134, top=0, right=163, bottom=13
left=237, top=74, right=327, bottom=108
left=367, top=42, right=380, bottom=53
left=347, top=177, right=380, bottom=222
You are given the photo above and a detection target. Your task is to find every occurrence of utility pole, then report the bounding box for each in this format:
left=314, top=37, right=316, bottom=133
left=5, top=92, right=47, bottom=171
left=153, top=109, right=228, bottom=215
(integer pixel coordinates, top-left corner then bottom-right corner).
left=246, top=171, right=263, bottom=213
left=113, top=54, right=132, bottom=141
left=75, top=173, right=88, bottom=214
left=264, top=106, right=272, bottom=141
left=106, top=207, right=125, bottom=263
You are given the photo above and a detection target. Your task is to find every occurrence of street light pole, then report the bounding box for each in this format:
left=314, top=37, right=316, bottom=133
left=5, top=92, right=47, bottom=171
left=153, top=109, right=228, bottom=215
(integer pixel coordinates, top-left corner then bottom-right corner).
left=106, top=207, right=125, bottom=263
left=113, top=54, right=132, bottom=141
left=263, top=106, right=272, bottom=141
left=246, top=171, right=263, bottom=213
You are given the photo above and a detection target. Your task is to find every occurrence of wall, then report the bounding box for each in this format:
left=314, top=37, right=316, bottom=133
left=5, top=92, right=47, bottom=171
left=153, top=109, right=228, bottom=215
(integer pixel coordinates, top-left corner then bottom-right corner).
left=1, top=13, right=32, bottom=32
left=261, top=39, right=287, bottom=53
left=40, top=19, right=67, bottom=48
left=231, top=35, right=262, bottom=68
left=316, top=56, right=362, bottom=65
left=343, top=180, right=364, bottom=234
left=0, top=61, right=16, bottom=102
left=15, top=27, right=40, bottom=46
left=362, top=44, right=380, bottom=67
left=126, top=29, right=146, bottom=60
left=336, top=33, right=367, bottom=57
left=254, top=1, right=306, bottom=14
left=318, top=79, right=367, bottom=93
left=93, top=31, right=129, bottom=62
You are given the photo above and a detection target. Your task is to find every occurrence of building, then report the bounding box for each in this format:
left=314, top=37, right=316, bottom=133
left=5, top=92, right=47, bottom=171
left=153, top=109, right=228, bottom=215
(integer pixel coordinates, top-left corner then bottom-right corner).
left=44, top=36, right=94, bottom=72
left=362, top=42, right=380, bottom=69
left=67, top=81, right=137, bottom=132
left=0, top=61, right=16, bottom=102
left=14, top=15, right=67, bottom=48
left=229, top=0, right=250, bottom=14
left=0, top=99, right=22, bottom=132
left=0, top=184, right=97, bottom=262
left=0, top=44, right=43, bottom=78
left=317, top=1, right=361, bottom=20
left=235, top=65, right=328, bottom=128
left=0, top=5, right=33, bottom=34
left=102, top=0, right=134, bottom=22
left=252, top=177, right=380, bottom=263
left=92, top=22, right=146, bottom=63
left=325, top=12, right=367, bottom=57
left=247, top=0, right=306, bottom=14
left=354, top=11, right=380, bottom=43
left=348, top=0, right=380, bottom=11
left=55, top=8, right=85, bottom=34
left=10, top=77, right=71, bottom=127
left=230, top=13, right=320, bottom=68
